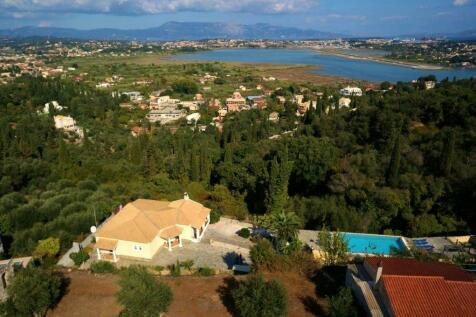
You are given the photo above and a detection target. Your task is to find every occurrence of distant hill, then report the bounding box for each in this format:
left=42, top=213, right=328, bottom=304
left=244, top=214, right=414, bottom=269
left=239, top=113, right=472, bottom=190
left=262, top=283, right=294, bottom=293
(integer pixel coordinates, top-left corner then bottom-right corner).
left=0, top=22, right=347, bottom=41
left=397, top=29, right=476, bottom=40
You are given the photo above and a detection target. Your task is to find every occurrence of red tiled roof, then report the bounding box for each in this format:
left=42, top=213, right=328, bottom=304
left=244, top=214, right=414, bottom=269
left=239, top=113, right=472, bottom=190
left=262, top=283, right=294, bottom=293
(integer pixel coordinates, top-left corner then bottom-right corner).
left=382, top=275, right=476, bottom=317
left=365, top=257, right=475, bottom=282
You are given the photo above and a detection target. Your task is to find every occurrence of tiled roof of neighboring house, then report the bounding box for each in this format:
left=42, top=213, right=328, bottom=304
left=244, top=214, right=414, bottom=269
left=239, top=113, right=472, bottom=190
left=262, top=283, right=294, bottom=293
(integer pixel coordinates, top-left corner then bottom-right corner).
left=382, top=275, right=476, bottom=317
left=96, top=198, right=211, bottom=243
left=366, top=257, right=475, bottom=281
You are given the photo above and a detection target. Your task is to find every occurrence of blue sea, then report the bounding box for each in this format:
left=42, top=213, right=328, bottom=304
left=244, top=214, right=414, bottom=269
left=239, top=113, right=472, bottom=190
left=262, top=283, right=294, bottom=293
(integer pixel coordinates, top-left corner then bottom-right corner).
left=171, top=48, right=476, bottom=82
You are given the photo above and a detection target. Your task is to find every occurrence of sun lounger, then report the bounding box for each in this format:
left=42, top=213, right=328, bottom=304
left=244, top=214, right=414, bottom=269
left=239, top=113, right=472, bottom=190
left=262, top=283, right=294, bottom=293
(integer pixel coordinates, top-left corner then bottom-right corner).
left=417, top=244, right=434, bottom=252
left=413, top=239, right=428, bottom=244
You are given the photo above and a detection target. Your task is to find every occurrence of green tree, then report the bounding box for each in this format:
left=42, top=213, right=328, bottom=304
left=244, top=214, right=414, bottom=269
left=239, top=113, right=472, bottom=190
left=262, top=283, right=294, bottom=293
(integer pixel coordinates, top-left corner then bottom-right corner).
left=117, top=265, right=172, bottom=317
left=266, top=151, right=293, bottom=213
left=249, top=238, right=277, bottom=270
left=318, top=228, right=348, bottom=266
left=231, top=274, right=287, bottom=317
left=33, top=237, right=60, bottom=259
left=440, top=129, right=455, bottom=177
left=386, top=129, right=401, bottom=187
left=5, top=267, right=62, bottom=317
left=328, top=287, right=357, bottom=317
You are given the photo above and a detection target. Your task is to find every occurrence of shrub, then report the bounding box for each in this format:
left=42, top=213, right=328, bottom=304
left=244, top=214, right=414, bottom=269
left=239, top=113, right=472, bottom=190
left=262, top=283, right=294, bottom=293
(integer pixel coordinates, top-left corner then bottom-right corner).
left=249, top=238, right=278, bottom=270
left=231, top=274, right=287, bottom=317
left=152, top=265, right=165, bottom=274
left=210, top=208, right=222, bottom=224
left=117, top=265, right=173, bottom=317
left=328, top=287, right=357, bottom=317
left=168, top=260, right=181, bottom=277
left=69, top=250, right=90, bottom=266
left=179, top=259, right=194, bottom=271
left=3, top=267, right=62, bottom=317
left=90, top=261, right=117, bottom=274
left=195, top=266, right=215, bottom=276
left=237, top=228, right=250, bottom=239
left=34, top=237, right=60, bottom=259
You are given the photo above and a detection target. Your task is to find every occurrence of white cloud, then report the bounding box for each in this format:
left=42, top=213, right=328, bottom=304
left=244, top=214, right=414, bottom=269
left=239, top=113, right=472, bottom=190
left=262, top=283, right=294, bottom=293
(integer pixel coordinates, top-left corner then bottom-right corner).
left=453, top=0, right=469, bottom=6
left=380, top=15, right=407, bottom=21
left=0, top=0, right=319, bottom=15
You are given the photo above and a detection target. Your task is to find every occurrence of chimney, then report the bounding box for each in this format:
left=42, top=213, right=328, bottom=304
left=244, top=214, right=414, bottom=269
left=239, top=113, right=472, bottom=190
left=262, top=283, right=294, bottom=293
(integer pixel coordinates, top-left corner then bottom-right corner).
left=184, top=192, right=189, bottom=200
left=374, top=260, right=383, bottom=286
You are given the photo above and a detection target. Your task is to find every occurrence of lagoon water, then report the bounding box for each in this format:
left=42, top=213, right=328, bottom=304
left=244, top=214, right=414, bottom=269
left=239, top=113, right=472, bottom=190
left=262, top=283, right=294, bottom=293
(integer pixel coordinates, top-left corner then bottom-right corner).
left=171, top=48, right=476, bottom=82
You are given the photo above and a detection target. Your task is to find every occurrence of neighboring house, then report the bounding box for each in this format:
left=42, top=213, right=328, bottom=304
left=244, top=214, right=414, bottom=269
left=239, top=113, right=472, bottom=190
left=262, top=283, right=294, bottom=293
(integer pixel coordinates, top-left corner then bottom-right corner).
left=146, top=107, right=186, bottom=124
left=340, top=86, right=363, bottom=96
left=208, top=98, right=222, bottom=111
left=122, top=91, right=143, bottom=103
left=186, top=112, right=201, bottom=125
left=226, top=92, right=246, bottom=112
left=347, top=257, right=476, bottom=317
left=268, top=111, right=280, bottom=122
left=95, top=195, right=211, bottom=262
left=54, top=115, right=84, bottom=138
left=0, top=257, right=32, bottom=301
left=43, top=101, right=63, bottom=114
left=339, top=97, right=352, bottom=108
left=276, top=96, right=286, bottom=104
left=247, top=96, right=267, bottom=110
left=149, top=95, right=180, bottom=110
left=130, top=126, right=148, bottom=137
left=425, top=81, right=436, bottom=90
left=180, top=101, right=200, bottom=111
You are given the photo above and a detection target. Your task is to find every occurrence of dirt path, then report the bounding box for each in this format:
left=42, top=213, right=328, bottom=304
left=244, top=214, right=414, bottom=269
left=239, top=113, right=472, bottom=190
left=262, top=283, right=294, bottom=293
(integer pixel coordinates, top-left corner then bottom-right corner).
left=48, top=270, right=326, bottom=317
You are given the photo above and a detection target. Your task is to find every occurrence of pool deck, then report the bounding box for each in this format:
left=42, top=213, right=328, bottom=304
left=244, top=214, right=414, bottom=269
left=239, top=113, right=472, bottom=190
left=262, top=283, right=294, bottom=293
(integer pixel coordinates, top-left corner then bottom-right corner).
left=300, top=230, right=474, bottom=259
left=299, top=230, right=408, bottom=256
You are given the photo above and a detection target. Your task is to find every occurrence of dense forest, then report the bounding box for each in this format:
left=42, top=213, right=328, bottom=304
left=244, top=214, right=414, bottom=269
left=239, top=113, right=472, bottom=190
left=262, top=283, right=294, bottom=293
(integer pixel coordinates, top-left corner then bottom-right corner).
left=0, top=74, right=475, bottom=257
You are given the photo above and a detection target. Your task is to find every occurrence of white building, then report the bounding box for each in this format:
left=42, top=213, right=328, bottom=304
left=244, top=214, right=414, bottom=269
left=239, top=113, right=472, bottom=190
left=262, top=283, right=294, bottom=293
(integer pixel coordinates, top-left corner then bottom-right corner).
left=180, top=101, right=200, bottom=111
left=42, top=101, right=63, bottom=114
left=54, top=115, right=84, bottom=138
left=339, top=97, right=352, bottom=108
left=122, top=91, right=143, bottom=103
left=186, top=113, right=201, bottom=125
left=340, top=86, right=363, bottom=97
left=146, top=107, right=186, bottom=124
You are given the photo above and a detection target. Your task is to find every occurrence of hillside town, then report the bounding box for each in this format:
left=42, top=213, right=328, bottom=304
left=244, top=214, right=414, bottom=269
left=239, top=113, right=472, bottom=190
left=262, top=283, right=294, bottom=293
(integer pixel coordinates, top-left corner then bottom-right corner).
left=0, top=9, right=476, bottom=316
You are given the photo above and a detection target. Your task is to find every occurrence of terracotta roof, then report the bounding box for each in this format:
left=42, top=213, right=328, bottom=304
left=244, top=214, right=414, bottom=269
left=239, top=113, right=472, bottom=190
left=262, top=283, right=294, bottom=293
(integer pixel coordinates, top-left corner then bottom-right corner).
left=95, top=239, right=118, bottom=250
left=96, top=198, right=211, bottom=243
left=365, top=257, right=475, bottom=282
left=382, top=275, right=476, bottom=317
left=160, top=225, right=184, bottom=239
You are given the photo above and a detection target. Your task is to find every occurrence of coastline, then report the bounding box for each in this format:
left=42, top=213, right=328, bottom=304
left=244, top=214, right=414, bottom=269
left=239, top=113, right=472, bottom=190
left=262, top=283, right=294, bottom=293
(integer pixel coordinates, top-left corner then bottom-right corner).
left=314, top=48, right=445, bottom=70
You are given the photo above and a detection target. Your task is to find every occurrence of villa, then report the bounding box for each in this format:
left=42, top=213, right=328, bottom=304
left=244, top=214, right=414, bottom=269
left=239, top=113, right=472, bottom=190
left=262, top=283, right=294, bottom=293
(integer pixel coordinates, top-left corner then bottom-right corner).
left=95, top=194, right=211, bottom=262
left=340, top=86, right=363, bottom=96
left=226, top=91, right=246, bottom=112
left=53, top=115, right=84, bottom=138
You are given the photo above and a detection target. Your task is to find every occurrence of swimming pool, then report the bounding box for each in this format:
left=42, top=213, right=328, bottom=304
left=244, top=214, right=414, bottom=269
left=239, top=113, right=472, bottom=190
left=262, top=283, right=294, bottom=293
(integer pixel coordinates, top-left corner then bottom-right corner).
left=342, top=233, right=406, bottom=255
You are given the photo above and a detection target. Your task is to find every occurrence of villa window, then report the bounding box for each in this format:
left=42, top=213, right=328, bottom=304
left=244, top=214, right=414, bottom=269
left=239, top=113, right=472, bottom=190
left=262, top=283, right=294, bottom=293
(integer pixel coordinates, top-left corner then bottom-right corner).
left=133, top=245, right=142, bottom=251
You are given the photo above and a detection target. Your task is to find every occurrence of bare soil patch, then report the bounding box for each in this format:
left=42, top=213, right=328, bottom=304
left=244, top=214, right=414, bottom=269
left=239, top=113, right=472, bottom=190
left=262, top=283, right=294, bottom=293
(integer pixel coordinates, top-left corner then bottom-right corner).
left=47, top=269, right=326, bottom=317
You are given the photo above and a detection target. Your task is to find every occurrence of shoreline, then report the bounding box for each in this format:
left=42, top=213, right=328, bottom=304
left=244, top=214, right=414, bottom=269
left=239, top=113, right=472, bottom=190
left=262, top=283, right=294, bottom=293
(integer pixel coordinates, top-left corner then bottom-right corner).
left=314, top=48, right=445, bottom=70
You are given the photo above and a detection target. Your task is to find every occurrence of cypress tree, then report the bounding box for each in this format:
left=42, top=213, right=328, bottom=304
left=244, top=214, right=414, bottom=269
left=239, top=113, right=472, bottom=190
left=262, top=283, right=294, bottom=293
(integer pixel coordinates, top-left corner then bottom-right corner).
left=440, top=129, right=455, bottom=177
left=386, top=130, right=401, bottom=187
left=190, top=152, right=200, bottom=182
left=266, top=149, right=293, bottom=213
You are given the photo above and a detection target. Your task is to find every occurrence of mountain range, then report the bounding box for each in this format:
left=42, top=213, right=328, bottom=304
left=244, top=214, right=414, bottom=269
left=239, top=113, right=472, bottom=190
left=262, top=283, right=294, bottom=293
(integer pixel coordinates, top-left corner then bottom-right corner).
left=0, top=22, right=474, bottom=41
left=0, top=22, right=346, bottom=41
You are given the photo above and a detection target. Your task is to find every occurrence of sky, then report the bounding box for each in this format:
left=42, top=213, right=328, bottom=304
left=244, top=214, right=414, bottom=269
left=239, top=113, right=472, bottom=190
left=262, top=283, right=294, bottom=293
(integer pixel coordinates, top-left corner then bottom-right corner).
left=0, top=0, right=475, bottom=36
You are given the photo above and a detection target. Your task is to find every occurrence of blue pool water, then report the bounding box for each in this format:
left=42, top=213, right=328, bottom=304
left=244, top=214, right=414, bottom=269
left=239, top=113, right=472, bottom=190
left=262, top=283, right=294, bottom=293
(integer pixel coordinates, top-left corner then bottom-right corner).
left=342, top=233, right=406, bottom=255
left=171, top=48, right=476, bottom=82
